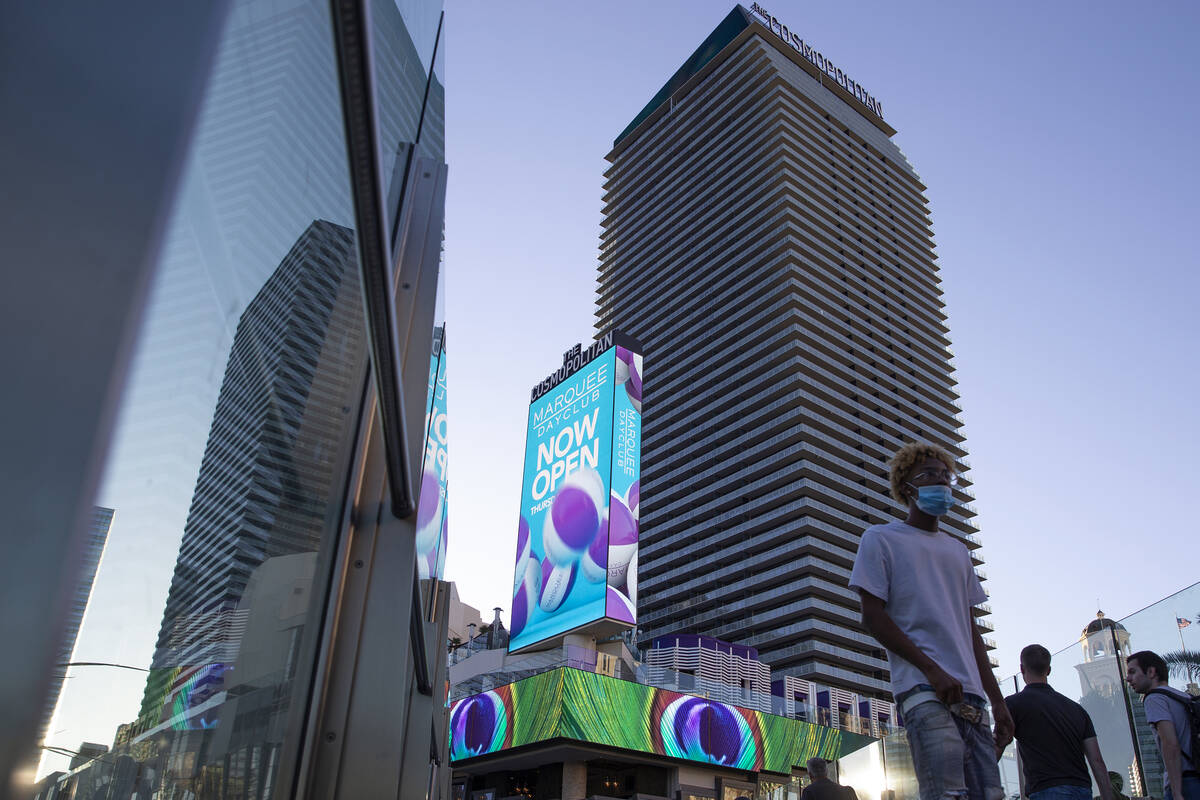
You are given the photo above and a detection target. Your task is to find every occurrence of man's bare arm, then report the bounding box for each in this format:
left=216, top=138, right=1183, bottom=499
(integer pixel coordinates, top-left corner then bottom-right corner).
left=1083, top=737, right=1113, bottom=800
left=1153, top=718, right=1185, bottom=798
left=969, top=621, right=1013, bottom=755
left=857, top=590, right=963, bottom=705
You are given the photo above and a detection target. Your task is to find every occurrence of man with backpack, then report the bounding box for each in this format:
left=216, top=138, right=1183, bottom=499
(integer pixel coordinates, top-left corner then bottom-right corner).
left=1125, top=650, right=1200, bottom=800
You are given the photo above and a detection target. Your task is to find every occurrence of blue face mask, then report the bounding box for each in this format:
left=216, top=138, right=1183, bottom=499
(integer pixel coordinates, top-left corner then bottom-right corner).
left=909, top=484, right=956, bottom=516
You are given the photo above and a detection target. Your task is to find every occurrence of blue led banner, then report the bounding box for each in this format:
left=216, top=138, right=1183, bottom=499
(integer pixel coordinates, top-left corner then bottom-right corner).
left=510, top=333, right=642, bottom=652
left=417, top=328, right=448, bottom=579
left=605, top=345, right=641, bottom=624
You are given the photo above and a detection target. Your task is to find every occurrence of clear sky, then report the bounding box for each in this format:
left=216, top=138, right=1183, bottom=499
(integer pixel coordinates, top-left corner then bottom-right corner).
left=39, top=2, right=1199, bottom=779
left=442, top=0, right=1200, bottom=678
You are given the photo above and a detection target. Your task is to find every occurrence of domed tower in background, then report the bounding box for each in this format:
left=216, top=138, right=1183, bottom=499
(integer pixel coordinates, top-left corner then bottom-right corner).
left=1073, top=610, right=1162, bottom=798
left=1076, top=611, right=1131, bottom=696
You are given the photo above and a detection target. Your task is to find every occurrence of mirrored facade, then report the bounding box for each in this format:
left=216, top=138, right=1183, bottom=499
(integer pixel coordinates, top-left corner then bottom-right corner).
left=27, top=0, right=447, bottom=796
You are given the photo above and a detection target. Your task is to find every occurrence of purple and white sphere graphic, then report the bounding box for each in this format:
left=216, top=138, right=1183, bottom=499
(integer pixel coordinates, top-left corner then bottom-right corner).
left=606, top=494, right=638, bottom=588
left=607, top=585, right=636, bottom=624
left=418, top=549, right=434, bottom=580
left=414, top=468, right=442, bottom=555
left=580, top=513, right=608, bottom=583
left=626, top=480, right=640, bottom=519
left=538, top=556, right=577, bottom=613
left=513, top=516, right=532, bottom=592
left=510, top=556, right=541, bottom=638
left=542, top=467, right=605, bottom=567
left=433, top=519, right=447, bottom=579
left=615, top=348, right=643, bottom=413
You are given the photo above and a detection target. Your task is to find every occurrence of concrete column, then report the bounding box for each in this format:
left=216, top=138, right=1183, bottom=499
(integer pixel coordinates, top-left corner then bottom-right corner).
left=562, top=760, right=587, bottom=799
left=563, top=633, right=596, bottom=651
left=563, top=633, right=597, bottom=671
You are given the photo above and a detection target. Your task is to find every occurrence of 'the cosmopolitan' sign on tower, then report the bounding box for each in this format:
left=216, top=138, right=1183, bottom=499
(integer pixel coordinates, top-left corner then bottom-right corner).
left=749, top=3, right=884, bottom=120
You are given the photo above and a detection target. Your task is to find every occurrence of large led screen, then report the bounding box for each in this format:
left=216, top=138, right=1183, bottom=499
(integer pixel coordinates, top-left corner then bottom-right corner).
left=509, top=333, right=643, bottom=653
left=416, top=329, right=448, bottom=580
left=449, top=668, right=865, bottom=774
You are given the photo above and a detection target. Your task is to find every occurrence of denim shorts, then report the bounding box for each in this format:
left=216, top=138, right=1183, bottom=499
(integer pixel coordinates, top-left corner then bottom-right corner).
left=1030, top=785, right=1091, bottom=800
left=903, top=699, right=1004, bottom=800
left=1165, top=774, right=1200, bottom=800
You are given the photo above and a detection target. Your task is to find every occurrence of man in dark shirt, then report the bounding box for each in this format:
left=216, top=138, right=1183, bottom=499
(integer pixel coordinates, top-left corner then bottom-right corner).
left=802, top=758, right=857, bottom=800
left=1005, top=645, right=1113, bottom=800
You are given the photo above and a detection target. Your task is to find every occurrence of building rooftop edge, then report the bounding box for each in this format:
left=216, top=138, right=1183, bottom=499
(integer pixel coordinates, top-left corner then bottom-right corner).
left=611, top=4, right=895, bottom=157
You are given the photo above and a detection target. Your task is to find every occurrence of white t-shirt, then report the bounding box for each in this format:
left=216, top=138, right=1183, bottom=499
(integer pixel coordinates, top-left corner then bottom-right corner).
left=849, top=520, right=988, bottom=699
left=1144, top=686, right=1195, bottom=793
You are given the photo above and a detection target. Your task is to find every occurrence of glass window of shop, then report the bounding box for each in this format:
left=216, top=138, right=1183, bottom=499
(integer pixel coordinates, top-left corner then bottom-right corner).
left=27, top=0, right=445, bottom=797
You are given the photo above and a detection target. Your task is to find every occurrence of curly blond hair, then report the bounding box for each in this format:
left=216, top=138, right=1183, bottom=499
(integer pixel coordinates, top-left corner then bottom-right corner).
left=888, top=442, right=958, bottom=504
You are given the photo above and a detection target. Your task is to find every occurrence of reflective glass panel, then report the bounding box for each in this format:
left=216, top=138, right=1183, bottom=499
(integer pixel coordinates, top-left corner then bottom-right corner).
left=31, top=0, right=382, bottom=795
left=372, top=0, right=445, bottom=219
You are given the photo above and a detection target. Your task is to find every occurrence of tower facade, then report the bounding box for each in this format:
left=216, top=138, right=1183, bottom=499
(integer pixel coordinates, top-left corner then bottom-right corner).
left=595, top=6, right=988, bottom=699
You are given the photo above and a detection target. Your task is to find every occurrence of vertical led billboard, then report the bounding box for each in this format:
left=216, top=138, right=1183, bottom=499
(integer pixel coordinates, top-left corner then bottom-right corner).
left=509, top=331, right=643, bottom=653
left=416, top=327, right=448, bottom=580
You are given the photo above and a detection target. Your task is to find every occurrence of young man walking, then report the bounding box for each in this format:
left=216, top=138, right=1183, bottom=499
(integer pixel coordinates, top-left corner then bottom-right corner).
left=1126, top=650, right=1199, bottom=800
left=1004, top=644, right=1113, bottom=800
left=850, top=442, right=1012, bottom=800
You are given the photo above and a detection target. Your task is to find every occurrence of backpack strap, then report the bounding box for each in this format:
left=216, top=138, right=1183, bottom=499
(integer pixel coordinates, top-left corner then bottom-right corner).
left=1147, top=687, right=1197, bottom=767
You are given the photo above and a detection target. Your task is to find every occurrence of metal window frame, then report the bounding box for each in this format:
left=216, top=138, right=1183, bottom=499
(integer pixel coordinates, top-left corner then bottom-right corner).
left=283, top=0, right=452, bottom=796
left=288, top=156, right=451, bottom=796
left=328, top=0, right=421, bottom=521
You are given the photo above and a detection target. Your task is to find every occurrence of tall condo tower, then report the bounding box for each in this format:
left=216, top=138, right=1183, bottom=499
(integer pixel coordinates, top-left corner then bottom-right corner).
left=596, top=5, right=990, bottom=700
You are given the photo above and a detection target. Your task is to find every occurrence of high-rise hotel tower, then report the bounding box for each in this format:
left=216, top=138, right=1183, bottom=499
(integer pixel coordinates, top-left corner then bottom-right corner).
left=596, top=5, right=991, bottom=700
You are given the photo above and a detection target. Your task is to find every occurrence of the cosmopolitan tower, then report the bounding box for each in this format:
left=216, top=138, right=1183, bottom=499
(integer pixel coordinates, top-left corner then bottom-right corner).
left=596, top=5, right=990, bottom=700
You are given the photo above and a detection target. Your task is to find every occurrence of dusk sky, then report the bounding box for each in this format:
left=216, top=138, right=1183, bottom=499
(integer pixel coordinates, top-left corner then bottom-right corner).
left=40, top=2, right=1199, bottom=778
left=441, top=0, right=1200, bottom=676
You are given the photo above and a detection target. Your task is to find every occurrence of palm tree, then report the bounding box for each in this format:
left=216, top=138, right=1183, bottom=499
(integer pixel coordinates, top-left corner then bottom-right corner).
left=1161, top=649, right=1200, bottom=685
left=447, top=636, right=463, bottom=654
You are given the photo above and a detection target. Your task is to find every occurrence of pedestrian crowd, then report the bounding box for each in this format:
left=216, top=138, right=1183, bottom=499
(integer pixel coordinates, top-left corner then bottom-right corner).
left=848, top=442, right=1198, bottom=800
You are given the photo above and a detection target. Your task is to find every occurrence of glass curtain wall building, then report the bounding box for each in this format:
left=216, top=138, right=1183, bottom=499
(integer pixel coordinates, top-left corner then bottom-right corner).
left=8, top=0, right=449, bottom=797
left=596, top=6, right=990, bottom=701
